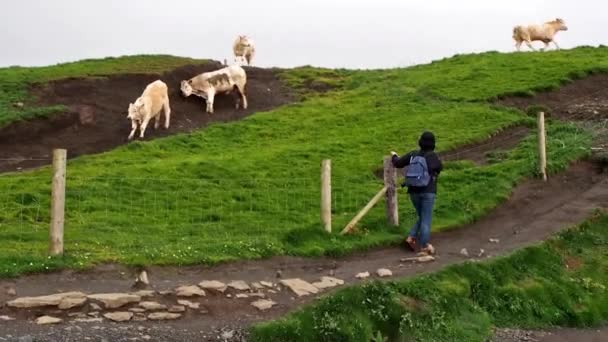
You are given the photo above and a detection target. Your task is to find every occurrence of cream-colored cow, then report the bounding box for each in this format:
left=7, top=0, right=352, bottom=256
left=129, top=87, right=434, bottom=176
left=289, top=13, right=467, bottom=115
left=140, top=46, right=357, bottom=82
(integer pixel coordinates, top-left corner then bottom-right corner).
left=127, top=80, right=171, bottom=140
left=233, top=35, right=256, bottom=66
left=513, top=18, right=568, bottom=51
left=180, top=65, right=247, bottom=114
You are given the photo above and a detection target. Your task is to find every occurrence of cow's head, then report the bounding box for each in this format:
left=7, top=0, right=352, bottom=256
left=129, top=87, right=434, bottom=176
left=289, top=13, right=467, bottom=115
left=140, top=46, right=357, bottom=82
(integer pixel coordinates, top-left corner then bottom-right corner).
left=127, top=101, right=143, bottom=121
left=180, top=80, right=194, bottom=97
left=554, top=18, right=568, bottom=31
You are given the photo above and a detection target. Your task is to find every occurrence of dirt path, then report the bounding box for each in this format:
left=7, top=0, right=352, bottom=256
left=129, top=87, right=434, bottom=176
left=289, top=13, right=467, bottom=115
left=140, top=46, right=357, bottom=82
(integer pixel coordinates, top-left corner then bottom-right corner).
left=1, top=161, right=606, bottom=341
left=493, top=326, right=608, bottom=342
left=0, top=62, right=294, bottom=173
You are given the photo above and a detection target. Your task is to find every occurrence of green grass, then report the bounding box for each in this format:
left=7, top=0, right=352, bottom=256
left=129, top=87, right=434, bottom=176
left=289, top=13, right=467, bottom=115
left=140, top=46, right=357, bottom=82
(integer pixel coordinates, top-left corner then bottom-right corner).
left=0, top=55, right=206, bottom=127
left=0, top=47, right=606, bottom=277
left=251, top=213, right=608, bottom=342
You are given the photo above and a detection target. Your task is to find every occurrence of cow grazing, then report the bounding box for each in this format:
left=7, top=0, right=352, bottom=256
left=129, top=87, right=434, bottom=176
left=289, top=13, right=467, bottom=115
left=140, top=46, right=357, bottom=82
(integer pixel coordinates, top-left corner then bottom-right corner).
left=126, top=80, right=171, bottom=140
left=513, top=18, right=568, bottom=51
left=233, top=35, right=256, bottom=66
left=180, top=65, right=248, bottom=114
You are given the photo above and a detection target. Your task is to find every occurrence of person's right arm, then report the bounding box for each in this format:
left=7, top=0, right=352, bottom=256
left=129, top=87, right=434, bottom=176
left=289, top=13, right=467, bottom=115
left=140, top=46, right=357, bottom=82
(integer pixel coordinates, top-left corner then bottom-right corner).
left=391, top=152, right=412, bottom=168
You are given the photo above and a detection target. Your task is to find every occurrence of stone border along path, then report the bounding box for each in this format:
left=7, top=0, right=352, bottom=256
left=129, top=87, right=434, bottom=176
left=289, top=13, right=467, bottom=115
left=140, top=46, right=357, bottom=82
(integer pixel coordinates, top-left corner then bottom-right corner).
left=1, top=160, right=607, bottom=341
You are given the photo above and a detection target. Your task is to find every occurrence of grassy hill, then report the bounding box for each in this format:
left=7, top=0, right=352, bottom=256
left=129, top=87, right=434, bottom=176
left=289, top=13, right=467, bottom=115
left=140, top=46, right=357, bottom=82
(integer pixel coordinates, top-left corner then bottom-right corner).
left=0, top=47, right=607, bottom=277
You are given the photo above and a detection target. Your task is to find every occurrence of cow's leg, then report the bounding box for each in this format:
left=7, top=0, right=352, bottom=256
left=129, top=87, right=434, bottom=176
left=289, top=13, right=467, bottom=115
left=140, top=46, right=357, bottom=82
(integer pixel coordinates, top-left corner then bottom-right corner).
left=163, top=99, right=171, bottom=129
left=206, top=92, right=215, bottom=114
left=515, top=41, right=522, bottom=51
left=233, top=87, right=241, bottom=109
left=541, top=41, right=550, bottom=51
left=128, top=120, right=138, bottom=140
left=525, top=40, right=536, bottom=51
left=154, top=114, right=160, bottom=129
left=553, top=40, right=560, bottom=50
left=139, top=117, right=151, bottom=138
left=237, top=84, right=248, bottom=110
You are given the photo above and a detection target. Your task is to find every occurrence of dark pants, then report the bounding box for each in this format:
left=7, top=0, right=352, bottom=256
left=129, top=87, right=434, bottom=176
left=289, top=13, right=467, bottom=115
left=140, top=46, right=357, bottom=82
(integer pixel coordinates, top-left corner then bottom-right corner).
left=408, top=193, right=435, bottom=248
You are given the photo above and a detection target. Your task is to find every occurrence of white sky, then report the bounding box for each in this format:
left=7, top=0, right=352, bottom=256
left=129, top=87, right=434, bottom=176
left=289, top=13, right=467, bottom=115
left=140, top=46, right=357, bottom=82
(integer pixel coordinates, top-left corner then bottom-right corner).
left=0, top=0, right=605, bottom=69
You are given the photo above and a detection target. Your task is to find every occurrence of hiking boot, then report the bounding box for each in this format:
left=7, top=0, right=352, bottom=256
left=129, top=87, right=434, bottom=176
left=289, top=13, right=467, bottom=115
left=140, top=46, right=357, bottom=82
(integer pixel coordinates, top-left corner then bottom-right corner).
left=421, top=244, right=435, bottom=255
left=405, top=236, right=417, bottom=251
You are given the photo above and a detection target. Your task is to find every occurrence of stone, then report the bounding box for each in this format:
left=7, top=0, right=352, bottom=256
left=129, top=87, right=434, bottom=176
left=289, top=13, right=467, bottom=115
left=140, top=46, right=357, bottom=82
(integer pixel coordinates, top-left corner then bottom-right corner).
left=87, top=312, right=100, bottom=317
left=251, top=299, right=277, bottom=311
left=489, top=238, right=500, bottom=244
left=251, top=282, right=264, bottom=290
left=13, top=102, right=24, bottom=108
left=129, top=308, right=146, bottom=313
left=478, top=249, right=485, bottom=258
left=8, top=292, right=86, bottom=309
left=58, top=296, right=87, bottom=310
left=87, top=293, right=141, bottom=309
left=228, top=280, right=250, bottom=291
left=103, top=312, right=133, bottom=322
left=177, top=299, right=200, bottom=309
left=236, top=294, right=249, bottom=299
left=376, top=269, right=393, bottom=277
left=249, top=292, right=266, bottom=298
left=67, top=312, right=86, bottom=318
left=312, top=276, right=345, bottom=290
left=147, top=312, right=181, bottom=320
left=74, top=317, right=103, bottom=323
left=268, top=290, right=277, bottom=294
left=260, top=281, right=274, bottom=288
left=132, top=313, right=147, bottom=322
left=90, top=303, right=102, bottom=311
left=139, top=301, right=167, bottom=311
left=356, top=272, right=370, bottom=279
left=159, top=290, right=173, bottom=296
left=460, top=248, right=469, bottom=257
left=221, top=330, right=235, bottom=340
left=6, top=287, right=16, bottom=296
left=168, top=305, right=186, bottom=313
left=279, top=279, right=319, bottom=297
left=133, top=290, right=156, bottom=298
left=36, top=315, right=63, bottom=325
left=175, top=285, right=205, bottom=297
left=0, top=315, right=15, bottom=321
left=198, top=280, right=227, bottom=293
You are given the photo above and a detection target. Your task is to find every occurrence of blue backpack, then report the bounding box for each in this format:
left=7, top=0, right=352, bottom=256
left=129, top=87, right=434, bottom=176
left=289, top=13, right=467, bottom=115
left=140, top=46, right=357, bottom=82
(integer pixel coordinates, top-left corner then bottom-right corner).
left=404, top=154, right=431, bottom=187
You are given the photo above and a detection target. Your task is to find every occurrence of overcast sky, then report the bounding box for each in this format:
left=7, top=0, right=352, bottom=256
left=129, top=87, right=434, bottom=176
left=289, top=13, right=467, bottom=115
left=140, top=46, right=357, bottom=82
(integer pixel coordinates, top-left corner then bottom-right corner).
left=1, top=0, right=605, bottom=69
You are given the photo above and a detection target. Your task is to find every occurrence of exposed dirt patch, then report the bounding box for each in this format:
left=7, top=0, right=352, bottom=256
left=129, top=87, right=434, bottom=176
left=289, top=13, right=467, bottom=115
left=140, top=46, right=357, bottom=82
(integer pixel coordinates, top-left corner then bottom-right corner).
left=1, top=161, right=606, bottom=341
left=0, top=62, right=294, bottom=173
left=497, top=73, right=608, bottom=122
left=564, top=255, right=583, bottom=271
left=493, top=326, right=608, bottom=342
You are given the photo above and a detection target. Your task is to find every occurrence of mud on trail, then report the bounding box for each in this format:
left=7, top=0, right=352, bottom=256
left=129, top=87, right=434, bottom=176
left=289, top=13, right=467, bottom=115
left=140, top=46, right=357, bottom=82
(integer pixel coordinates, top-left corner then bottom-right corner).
left=0, top=61, right=294, bottom=173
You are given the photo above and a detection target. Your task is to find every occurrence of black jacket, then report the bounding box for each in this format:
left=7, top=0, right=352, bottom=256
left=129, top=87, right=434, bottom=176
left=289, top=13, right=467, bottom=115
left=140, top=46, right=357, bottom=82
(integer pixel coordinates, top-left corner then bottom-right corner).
left=391, top=150, right=443, bottom=194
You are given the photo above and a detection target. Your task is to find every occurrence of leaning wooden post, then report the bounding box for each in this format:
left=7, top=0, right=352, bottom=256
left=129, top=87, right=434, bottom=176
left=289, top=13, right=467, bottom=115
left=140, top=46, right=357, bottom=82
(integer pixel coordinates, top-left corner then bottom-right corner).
left=384, top=156, right=399, bottom=226
left=49, top=149, right=67, bottom=256
left=321, top=159, right=332, bottom=233
left=341, top=186, right=388, bottom=235
left=537, top=112, right=547, bottom=181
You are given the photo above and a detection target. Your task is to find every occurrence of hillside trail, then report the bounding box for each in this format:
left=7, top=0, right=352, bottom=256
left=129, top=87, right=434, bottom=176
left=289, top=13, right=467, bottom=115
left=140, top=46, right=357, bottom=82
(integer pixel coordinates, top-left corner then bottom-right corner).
left=0, top=75, right=607, bottom=341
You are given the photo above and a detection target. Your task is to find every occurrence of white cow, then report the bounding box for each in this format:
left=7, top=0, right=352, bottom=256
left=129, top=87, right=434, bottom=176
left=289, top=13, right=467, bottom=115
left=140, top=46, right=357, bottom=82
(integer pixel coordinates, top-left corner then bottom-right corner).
left=180, top=65, right=247, bottom=114
left=513, top=18, right=569, bottom=51
left=126, top=80, right=171, bottom=140
left=233, top=35, right=256, bottom=66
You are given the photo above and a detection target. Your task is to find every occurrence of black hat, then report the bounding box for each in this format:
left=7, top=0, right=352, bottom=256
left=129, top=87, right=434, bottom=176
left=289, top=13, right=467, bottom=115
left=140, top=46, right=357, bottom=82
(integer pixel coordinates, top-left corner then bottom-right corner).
left=418, top=131, right=436, bottom=151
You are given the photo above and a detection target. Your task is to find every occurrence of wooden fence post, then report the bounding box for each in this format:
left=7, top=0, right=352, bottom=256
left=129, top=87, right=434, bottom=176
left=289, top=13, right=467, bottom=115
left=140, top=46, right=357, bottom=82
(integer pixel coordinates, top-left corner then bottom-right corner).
left=537, top=112, right=547, bottom=181
left=49, top=149, right=67, bottom=256
left=321, top=159, right=331, bottom=233
left=384, top=156, right=399, bottom=226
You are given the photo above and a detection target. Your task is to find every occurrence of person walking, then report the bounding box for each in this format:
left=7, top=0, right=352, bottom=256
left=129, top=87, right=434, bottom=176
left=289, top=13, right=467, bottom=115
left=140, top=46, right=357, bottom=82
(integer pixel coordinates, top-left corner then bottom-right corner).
left=391, top=131, right=443, bottom=255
